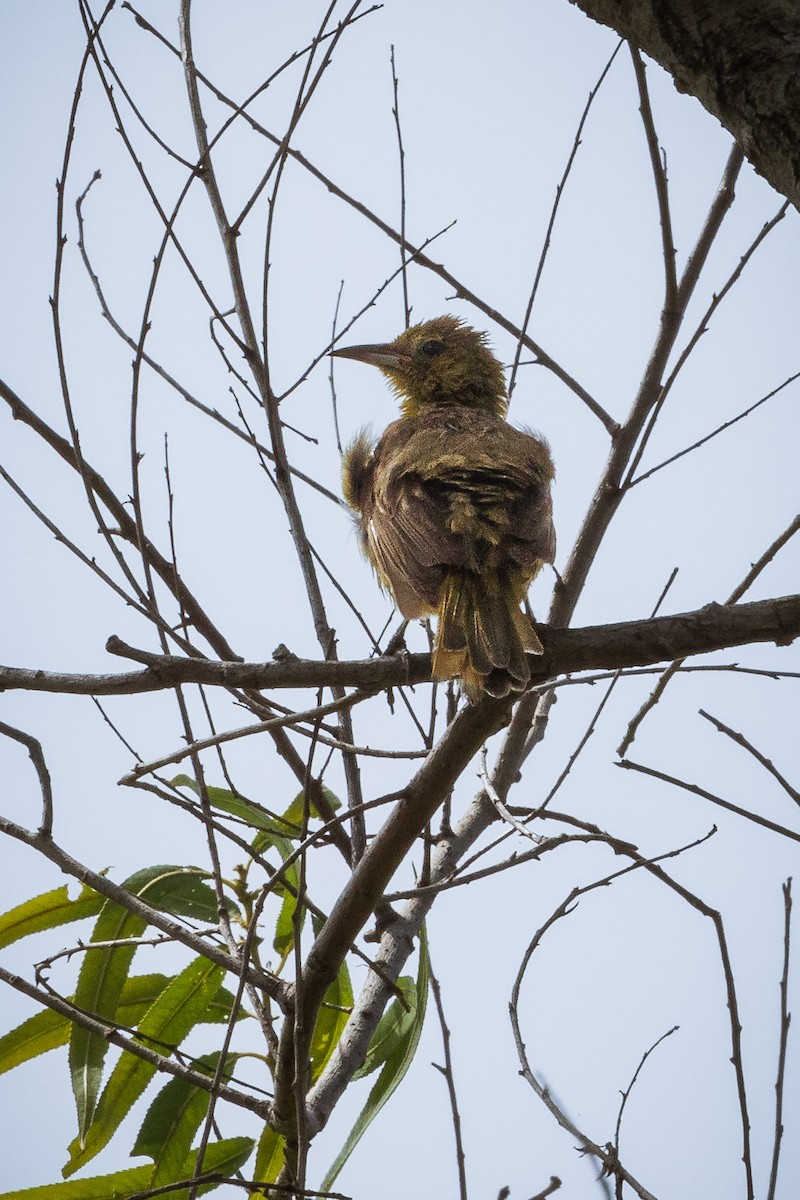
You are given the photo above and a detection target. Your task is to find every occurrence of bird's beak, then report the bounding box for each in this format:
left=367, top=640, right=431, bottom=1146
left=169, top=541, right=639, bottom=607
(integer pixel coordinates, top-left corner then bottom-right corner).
left=331, top=341, right=412, bottom=373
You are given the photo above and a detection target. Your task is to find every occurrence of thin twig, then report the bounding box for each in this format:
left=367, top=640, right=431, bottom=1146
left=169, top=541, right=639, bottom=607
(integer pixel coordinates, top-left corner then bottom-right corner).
left=509, top=39, right=623, bottom=399
left=699, top=709, right=800, bottom=808
left=509, top=822, right=754, bottom=1200
left=617, top=757, right=800, bottom=843
left=479, top=749, right=544, bottom=845
left=390, top=45, right=411, bottom=329
left=528, top=1179, right=562, bottom=1200
left=630, top=46, right=677, bottom=307
left=628, top=368, right=800, bottom=488
left=0, top=722, right=53, bottom=838
left=623, top=199, right=790, bottom=489
left=429, top=960, right=469, bottom=1200
left=122, top=690, right=369, bottom=782
left=766, top=878, right=793, bottom=1200
left=618, top=512, right=800, bottom=754
left=329, top=280, right=346, bottom=454
left=613, top=1025, right=679, bottom=1158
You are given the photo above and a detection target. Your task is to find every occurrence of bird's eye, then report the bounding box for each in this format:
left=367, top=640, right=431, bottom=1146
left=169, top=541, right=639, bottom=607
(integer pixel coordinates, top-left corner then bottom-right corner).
left=420, top=339, right=445, bottom=357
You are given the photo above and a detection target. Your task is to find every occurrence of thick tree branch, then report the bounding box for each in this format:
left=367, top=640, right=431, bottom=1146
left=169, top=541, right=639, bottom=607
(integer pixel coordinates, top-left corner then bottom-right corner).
left=1, top=594, right=796, bottom=696
left=567, top=0, right=800, bottom=207
left=270, top=589, right=800, bottom=1131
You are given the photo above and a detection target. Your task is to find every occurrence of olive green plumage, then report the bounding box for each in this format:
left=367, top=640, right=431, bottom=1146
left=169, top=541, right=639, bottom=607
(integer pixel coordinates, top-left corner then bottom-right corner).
left=334, top=316, right=555, bottom=700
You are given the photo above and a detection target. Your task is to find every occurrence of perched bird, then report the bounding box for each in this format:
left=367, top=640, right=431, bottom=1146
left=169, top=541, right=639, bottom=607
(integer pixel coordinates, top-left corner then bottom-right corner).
left=334, top=316, right=555, bottom=700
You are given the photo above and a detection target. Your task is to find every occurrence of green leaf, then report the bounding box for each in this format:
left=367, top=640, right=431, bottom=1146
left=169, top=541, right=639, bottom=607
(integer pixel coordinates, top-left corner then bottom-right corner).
left=251, top=828, right=295, bottom=866
left=253, top=1124, right=285, bottom=1188
left=0, top=1138, right=254, bottom=1200
left=0, top=884, right=103, bottom=950
left=172, top=774, right=287, bottom=834
left=133, top=1051, right=238, bottom=1185
left=68, top=865, right=231, bottom=1144
left=64, top=956, right=225, bottom=1177
left=321, top=926, right=430, bottom=1191
left=205, top=982, right=251, bottom=1026
left=172, top=775, right=340, bottom=839
left=182, top=1135, right=255, bottom=1193
left=143, top=869, right=239, bottom=925
left=352, top=975, right=416, bottom=1080
left=280, top=785, right=341, bottom=835
left=271, top=852, right=301, bottom=960
left=309, top=958, right=353, bottom=1083
left=0, top=975, right=171, bottom=1077
left=247, top=831, right=303, bottom=960
left=1, top=974, right=246, bottom=1077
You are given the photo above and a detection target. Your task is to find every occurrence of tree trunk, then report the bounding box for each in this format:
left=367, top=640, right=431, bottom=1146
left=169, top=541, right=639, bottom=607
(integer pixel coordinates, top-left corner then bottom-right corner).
left=567, top=0, right=800, bottom=207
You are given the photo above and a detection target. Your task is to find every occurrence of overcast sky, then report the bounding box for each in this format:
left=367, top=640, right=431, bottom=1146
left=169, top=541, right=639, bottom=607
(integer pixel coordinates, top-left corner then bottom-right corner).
left=1, top=3, right=799, bottom=1197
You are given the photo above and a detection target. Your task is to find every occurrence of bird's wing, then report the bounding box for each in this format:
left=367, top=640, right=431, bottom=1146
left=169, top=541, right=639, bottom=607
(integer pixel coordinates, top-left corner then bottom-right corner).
left=364, top=415, right=555, bottom=617
left=409, top=418, right=556, bottom=570
left=366, top=473, right=456, bottom=616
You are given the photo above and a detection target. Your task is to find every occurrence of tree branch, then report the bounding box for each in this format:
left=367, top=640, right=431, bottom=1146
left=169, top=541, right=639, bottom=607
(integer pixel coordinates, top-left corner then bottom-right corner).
left=566, top=0, right=800, bottom=208
left=1, top=594, right=796, bottom=696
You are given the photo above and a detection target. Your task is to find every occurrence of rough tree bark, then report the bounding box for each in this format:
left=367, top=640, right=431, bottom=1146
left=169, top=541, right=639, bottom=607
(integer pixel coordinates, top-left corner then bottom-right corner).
left=567, top=0, right=800, bottom=207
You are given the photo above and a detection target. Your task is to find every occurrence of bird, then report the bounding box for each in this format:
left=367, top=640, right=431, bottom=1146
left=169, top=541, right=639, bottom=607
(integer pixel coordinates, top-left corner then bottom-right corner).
left=333, top=315, right=555, bottom=700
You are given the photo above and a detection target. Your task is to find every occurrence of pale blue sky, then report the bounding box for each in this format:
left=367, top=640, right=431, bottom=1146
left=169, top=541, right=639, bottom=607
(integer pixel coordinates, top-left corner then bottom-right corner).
left=1, top=3, right=799, bottom=1197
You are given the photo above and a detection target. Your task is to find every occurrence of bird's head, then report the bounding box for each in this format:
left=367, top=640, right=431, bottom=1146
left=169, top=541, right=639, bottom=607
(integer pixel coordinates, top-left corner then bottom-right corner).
left=332, top=316, right=508, bottom=418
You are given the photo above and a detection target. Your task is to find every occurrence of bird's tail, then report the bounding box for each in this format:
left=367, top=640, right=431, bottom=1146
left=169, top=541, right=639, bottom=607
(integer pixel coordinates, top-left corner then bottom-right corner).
left=433, top=570, right=544, bottom=701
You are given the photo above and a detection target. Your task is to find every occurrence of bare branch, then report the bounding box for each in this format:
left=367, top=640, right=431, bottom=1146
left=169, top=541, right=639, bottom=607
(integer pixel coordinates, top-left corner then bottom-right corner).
left=429, top=960, right=469, bottom=1200
left=617, top=758, right=800, bottom=843
left=699, top=709, right=800, bottom=808
left=1, top=593, right=797, bottom=697
left=0, top=813, right=285, bottom=1002
left=619, top=513, right=800, bottom=753
left=551, top=143, right=744, bottom=627
left=767, top=878, right=793, bottom=1200
left=508, top=39, right=624, bottom=400
left=630, top=46, right=677, bottom=306
left=0, top=722, right=53, bottom=838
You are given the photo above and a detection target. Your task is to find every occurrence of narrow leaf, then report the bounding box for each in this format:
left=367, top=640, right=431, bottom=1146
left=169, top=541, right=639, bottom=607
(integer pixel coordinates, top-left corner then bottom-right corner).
left=0, top=885, right=103, bottom=950
left=248, top=830, right=303, bottom=960
left=0, top=975, right=171, bottom=1077
left=321, top=927, right=429, bottom=1190
left=68, top=865, right=231, bottom=1143
left=182, top=1135, right=255, bottom=1192
left=310, top=958, right=353, bottom=1083
left=133, top=1051, right=238, bottom=1186
left=352, top=975, right=416, bottom=1080
left=0, top=1138, right=254, bottom=1200
left=280, top=785, right=341, bottom=835
left=253, top=1124, right=285, bottom=1188
left=172, top=775, right=340, bottom=839
left=271, top=853, right=301, bottom=960
left=172, top=774, right=288, bottom=834
left=63, top=956, right=225, bottom=1177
